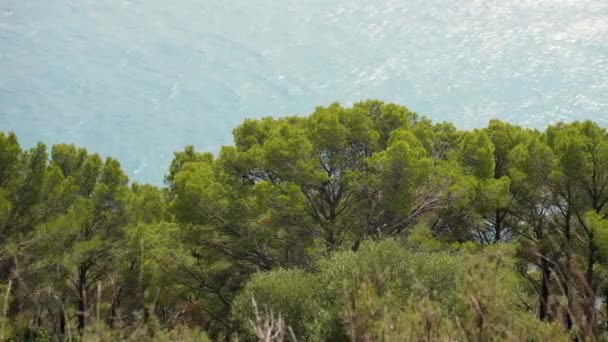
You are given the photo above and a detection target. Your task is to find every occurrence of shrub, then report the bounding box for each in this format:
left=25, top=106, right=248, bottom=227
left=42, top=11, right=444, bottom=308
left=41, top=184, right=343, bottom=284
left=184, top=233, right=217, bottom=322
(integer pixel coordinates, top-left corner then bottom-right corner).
left=232, top=239, right=568, bottom=341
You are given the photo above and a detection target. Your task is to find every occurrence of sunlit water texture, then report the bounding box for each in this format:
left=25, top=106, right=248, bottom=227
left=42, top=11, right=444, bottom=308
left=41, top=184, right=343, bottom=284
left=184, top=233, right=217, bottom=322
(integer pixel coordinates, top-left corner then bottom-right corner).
left=1, top=0, right=606, bottom=184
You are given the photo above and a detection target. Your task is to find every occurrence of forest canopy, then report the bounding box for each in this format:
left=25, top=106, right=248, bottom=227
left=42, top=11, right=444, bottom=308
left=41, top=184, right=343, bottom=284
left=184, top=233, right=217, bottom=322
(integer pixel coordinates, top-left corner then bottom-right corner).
left=1, top=100, right=608, bottom=341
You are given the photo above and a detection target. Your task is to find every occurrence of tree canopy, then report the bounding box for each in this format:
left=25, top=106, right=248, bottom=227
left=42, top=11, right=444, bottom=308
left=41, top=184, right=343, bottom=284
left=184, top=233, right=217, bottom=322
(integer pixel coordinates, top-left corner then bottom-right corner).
left=1, top=101, right=607, bottom=341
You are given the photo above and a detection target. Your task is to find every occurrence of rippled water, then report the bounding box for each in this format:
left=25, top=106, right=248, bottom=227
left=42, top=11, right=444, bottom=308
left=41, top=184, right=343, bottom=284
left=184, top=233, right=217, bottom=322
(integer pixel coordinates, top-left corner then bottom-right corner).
left=1, top=0, right=606, bottom=184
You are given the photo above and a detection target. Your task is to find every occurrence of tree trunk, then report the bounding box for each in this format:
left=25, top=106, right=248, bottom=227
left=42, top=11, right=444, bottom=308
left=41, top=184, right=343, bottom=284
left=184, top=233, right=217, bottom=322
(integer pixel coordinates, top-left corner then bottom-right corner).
left=585, top=236, right=596, bottom=329
left=108, top=285, right=123, bottom=329
left=60, top=309, right=66, bottom=338
left=539, top=257, right=551, bottom=321
left=563, top=209, right=574, bottom=331
left=493, top=210, right=502, bottom=243
left=76, top=266, right=87, bottom=332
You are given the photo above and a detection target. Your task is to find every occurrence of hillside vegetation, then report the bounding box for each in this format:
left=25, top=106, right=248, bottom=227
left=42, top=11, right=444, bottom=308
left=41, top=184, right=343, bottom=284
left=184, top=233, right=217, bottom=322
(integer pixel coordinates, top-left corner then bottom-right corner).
left=1, top=101, right=608, bottom=341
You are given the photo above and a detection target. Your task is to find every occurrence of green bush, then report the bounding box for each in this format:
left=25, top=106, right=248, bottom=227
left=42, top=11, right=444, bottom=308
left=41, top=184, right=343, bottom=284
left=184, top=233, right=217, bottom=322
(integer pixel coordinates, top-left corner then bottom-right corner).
left=231, top=268, right=334, bottom=341
left=232, top=239, right=568, bottom=341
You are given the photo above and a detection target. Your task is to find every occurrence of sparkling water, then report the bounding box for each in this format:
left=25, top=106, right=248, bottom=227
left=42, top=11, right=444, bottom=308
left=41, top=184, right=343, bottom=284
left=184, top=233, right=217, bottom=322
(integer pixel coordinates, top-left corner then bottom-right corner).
left=1, top=0, right=606, bottom=184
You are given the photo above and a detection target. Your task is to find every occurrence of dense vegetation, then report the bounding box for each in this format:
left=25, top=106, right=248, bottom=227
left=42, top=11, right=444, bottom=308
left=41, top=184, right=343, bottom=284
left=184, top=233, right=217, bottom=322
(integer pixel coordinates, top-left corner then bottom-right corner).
left=1, top=100, right=608, bottom=341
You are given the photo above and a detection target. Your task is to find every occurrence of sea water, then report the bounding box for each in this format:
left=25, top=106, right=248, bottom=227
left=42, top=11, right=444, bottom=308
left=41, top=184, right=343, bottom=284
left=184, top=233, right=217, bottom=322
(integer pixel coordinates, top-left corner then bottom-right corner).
left=0, top=0, right=606, bottom=184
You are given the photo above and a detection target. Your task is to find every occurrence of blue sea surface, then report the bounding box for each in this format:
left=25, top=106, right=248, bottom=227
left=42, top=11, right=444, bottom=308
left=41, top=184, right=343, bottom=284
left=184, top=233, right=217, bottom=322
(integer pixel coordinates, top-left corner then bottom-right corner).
left=1, top=0, right=606, bottom=184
